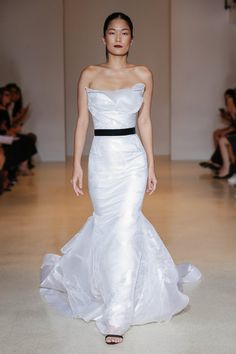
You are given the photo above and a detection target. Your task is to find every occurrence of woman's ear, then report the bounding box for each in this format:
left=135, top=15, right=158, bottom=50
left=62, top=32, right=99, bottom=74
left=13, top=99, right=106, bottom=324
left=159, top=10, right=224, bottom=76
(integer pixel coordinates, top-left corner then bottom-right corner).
left=102, top=37, right=106, bottom=45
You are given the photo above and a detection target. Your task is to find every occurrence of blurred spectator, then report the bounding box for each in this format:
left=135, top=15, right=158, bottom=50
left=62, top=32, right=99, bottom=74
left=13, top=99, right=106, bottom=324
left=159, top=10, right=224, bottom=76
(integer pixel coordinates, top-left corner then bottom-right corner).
left=213, top=134, right=236, bottom=179
left=0, top=86, right=37, bottom=193
left=199, top=88, right=236, bottom=172
left=6, top=83, right=37, bottom=170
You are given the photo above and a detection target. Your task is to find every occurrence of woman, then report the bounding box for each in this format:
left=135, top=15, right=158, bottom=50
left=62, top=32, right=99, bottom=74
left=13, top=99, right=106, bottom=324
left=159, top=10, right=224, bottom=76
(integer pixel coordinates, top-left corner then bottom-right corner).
left=6, top=83, right=37, bottom=171
left=6, top=83, right=29, bottom=126
left=40, top=12, right=201, bottom=345
left=0, top=86, right=35, bottom=181
left=212, top=89, right=236, bottom=147
left=199, top=89, right=236, bottom=172
left=213, top=134, right=236, bottom=179
left=0, top=87, right=19, bottom=189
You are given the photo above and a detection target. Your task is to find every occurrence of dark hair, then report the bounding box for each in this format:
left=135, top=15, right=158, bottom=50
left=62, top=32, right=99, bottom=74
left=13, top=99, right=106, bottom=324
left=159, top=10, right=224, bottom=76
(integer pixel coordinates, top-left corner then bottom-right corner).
left=5, top=83, right=23, bottom=116
left=103, top=12, right=134, bottom=60
left=224, top=88, right=236, bottom=106
left=5, top=82, right=19, bottom=91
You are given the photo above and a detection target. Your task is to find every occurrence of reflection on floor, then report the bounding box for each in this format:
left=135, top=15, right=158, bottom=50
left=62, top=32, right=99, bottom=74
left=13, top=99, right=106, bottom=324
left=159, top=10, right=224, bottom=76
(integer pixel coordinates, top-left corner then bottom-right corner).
left=0, top=156, right=235, bottom=354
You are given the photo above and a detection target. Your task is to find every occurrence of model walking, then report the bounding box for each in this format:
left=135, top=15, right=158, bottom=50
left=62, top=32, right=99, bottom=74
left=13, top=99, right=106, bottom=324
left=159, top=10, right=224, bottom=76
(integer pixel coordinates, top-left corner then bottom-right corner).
left=40, top=12, right=201, bottom=345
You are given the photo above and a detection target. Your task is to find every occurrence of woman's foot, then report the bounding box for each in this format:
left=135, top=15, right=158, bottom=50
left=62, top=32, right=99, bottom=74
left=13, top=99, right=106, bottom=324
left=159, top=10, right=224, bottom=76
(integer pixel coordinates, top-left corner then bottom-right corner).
left=18, top=169, right=34, bottom=176
left=105, top=334, right=123, bottom=344
left=214, top=164, right=235, bottom=179
left=19, top=161, right=34, bottom=176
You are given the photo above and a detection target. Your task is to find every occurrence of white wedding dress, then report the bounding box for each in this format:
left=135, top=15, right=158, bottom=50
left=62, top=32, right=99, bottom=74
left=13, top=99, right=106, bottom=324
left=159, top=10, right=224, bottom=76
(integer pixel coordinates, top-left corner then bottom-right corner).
left=39, top=82, right=201, bottom=336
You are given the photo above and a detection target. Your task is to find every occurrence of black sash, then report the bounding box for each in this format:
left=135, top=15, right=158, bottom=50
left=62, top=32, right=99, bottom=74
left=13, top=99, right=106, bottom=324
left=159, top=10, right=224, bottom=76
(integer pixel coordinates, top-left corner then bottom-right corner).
left=94, top=127, right=136, bottom=136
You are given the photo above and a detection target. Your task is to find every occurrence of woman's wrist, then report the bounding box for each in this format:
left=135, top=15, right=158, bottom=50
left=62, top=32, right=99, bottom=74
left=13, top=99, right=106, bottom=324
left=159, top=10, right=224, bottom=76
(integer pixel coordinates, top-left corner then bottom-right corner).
left=148, top=158, right=155, bottom=168
left=72, top=163, right=82, bottom=174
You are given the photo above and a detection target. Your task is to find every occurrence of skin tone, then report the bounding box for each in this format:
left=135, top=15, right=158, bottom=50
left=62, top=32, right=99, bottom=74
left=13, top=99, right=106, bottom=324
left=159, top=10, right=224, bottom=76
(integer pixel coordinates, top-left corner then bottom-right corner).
left=71, top=19, right=157, bottom=343
left=205, top=95, right=236, bottom=168
left=0, top=90, right=33, bottom=176
left=0, top=91, right=20, bottom=135
left=215, top=97, right=236, bottom=176
left=0, top=90, right=11, bottom=109
left=71, top=17, right=157, bottom=200
left=8, top=89, right=30, bottom=126
left=0, top=148, right=5, bottom=169
left=0, top=91, right=12, bottom=188
left=217, top=136, right=235, bottom=176
left=0, top=93, right=8, bottom=173
left=213, top=95, right=236, bottom=148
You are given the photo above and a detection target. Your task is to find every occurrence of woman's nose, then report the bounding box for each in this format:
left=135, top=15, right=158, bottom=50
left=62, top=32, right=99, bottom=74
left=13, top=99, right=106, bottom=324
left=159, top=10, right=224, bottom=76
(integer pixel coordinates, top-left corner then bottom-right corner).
left=116, top=32, right=121, bottom=41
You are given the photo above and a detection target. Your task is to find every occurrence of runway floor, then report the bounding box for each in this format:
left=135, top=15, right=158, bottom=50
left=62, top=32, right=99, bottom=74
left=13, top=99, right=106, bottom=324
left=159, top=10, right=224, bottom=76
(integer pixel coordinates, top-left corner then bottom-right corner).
left=0, top=156, right=235, bottom=354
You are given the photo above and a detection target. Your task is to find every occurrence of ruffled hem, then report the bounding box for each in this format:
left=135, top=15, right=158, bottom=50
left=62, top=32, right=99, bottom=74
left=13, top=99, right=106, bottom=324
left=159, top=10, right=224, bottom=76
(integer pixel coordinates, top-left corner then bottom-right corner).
left=39, top=212, right=201, bottom=335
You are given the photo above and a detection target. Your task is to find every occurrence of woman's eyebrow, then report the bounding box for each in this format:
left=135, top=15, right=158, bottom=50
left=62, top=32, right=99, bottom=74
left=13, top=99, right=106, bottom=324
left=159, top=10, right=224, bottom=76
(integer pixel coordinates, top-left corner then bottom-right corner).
left=107, top=27, right=130, bottom=31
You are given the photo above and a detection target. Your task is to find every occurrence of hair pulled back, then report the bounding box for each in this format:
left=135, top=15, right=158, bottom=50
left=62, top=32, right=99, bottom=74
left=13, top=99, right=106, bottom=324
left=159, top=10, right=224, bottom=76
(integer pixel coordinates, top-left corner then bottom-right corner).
left=103, top=12, right=134, bottom=60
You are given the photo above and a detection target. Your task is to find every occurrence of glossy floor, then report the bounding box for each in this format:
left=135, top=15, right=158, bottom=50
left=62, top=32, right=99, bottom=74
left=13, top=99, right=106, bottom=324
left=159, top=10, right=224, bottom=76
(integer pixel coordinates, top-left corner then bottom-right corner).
left=0, top=157, right=235, bottom=354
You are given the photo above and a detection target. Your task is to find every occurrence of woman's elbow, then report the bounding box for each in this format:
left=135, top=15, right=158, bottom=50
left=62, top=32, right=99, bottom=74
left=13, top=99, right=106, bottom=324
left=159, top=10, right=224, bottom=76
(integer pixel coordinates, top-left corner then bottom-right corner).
left=77, top=114, right=89, bottom=129
left=138, top=116, right=151, bottom=127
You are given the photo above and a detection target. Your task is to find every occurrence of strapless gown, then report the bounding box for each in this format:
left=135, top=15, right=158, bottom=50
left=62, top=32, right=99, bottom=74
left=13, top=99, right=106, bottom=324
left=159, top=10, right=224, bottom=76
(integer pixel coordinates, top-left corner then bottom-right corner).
left=39, top=82, right=201, bottom=336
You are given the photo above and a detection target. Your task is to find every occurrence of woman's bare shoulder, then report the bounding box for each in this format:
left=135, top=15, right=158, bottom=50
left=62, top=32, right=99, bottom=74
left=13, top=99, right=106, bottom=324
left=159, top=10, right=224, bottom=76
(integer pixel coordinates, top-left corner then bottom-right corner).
left=134, top=65, right=153, bottom=79
left=133, top=65, right=153, bottom=88
left=76, top=65, right=97, bottom=88
left=78, top=65, right=103, bottom=84
left=79, top=64, right=98, bottom=77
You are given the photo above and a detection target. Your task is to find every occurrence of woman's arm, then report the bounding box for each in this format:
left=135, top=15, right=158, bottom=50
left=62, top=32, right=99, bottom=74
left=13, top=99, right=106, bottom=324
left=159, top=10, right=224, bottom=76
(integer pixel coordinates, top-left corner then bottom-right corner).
left=137, top=66, right=157, bottom=194
left=71, top=66, right=91, bottom=196
left=12, top=106, right=29, bottom=126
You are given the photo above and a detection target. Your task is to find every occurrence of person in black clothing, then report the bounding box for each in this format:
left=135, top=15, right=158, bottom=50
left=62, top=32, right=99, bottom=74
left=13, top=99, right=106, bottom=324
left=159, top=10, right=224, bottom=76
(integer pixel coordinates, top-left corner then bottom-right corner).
left=6, top=83, right=29, bottom=126
left=0, top=87, right=18, bottom=190
left=0, top=86, right=37, bottom=186
left=199, top=88, right=236, bottom=172
left=6, top=83, right=37, bottom=170
left=213, top=133, right=236, bottom=179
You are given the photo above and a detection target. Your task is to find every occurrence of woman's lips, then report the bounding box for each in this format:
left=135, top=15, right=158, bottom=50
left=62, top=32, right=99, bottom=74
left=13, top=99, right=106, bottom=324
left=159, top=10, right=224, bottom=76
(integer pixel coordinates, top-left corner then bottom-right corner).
left=114, top=45, right=123, bottom=48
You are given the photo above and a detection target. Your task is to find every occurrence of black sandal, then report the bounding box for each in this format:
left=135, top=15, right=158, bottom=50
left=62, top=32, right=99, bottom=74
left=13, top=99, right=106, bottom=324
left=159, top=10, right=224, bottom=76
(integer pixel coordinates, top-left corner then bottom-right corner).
left=105, top=334, right=123, bottom=344
left=199, top=161, right=220, bottom=171
left=213, top=164, right=235, bottom=179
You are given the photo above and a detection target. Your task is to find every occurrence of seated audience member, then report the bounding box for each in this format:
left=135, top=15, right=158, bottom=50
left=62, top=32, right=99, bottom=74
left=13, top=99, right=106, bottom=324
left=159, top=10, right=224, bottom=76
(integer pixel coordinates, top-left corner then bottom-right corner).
left=213, top=134, right=236, bottom=179
left=199, top=88, right=236, bottom=172
left=0, top=143, right=6, bottom=194
left=0, top=87, right=15, bottom=190
left=6, top=83, right=37, bottom=169
left=0, top=86, right=36, bottom=185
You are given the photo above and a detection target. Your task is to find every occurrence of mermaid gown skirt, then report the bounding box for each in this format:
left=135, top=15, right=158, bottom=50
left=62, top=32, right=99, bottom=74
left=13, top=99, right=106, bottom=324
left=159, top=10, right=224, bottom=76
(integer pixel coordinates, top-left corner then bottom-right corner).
left=39, top=83, right=201, bottom=335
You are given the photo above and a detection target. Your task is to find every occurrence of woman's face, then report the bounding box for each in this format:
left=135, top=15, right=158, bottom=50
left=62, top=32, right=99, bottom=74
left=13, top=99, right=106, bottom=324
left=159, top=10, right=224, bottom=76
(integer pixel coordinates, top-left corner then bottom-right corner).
left=225, top=95, right=236, bottom=112
left=2, top=90, right=11, bottom=107
left=103, top=18, right=133, bottom=58
left=11, top=88, right=21, bottom=102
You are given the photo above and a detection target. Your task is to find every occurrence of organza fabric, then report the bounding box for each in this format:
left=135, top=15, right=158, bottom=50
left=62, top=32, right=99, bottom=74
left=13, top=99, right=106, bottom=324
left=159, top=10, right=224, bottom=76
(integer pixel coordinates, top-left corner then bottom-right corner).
left=39, top=83, right=201, bottom=336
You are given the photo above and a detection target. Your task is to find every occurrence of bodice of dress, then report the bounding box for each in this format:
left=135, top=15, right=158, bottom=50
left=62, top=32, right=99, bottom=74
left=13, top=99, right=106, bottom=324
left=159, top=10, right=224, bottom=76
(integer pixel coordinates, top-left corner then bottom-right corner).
left=85, top=82, right=145, bottom=129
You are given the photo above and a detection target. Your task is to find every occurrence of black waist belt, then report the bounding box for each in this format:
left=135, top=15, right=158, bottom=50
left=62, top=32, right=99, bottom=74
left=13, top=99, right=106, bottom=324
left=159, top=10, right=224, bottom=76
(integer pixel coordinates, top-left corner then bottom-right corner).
left=94, top=127, right=136, bottom=136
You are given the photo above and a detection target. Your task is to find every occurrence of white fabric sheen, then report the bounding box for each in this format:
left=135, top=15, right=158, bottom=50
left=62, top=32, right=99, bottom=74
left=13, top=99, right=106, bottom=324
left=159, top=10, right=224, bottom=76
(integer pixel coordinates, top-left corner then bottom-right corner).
left=86, top=83, right=144, bottom=129
left=39, top=82, right=201, bottom=336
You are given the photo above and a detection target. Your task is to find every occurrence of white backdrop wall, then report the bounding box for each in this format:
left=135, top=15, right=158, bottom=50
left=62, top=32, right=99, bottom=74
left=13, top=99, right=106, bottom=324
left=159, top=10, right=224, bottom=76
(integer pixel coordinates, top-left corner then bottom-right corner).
left=64, top=0, right=171, bottom=156
left=0, top=0, right=65, bottom=161
left=171, top=0, right=236, bottom=160
left=1, top=1, right=235, bottom=161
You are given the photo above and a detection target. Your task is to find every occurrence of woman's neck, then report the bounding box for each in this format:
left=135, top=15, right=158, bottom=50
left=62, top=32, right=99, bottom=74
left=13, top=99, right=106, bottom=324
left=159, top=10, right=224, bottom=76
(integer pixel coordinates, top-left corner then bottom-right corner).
left=105, top=54, right=131, bottom=70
